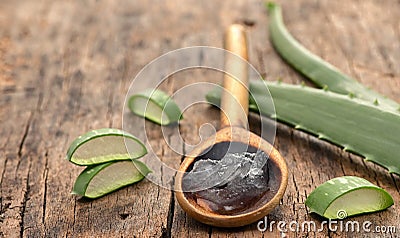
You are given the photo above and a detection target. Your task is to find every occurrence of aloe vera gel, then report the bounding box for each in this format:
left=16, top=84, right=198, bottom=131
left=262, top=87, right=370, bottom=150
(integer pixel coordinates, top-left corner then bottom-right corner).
left=182, top=142, right=280, bottom=215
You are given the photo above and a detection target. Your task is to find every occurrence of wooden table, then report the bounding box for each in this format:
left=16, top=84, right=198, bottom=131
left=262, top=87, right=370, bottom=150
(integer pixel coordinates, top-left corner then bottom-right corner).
left=1, top=0, right=399, bottom=237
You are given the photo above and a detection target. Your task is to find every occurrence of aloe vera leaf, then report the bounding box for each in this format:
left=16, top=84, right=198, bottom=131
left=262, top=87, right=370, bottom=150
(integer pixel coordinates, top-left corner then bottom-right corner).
left=305, top=176, right=394, bottom=219
left=66, top=128, right=147, bottom=166
left=128, top=89, right=183, bottom=126
left=267, top=2, right=400, bottom=113
left=206, top=81, right=400, bottom=175
left=72, top=160, right=151, bottom=199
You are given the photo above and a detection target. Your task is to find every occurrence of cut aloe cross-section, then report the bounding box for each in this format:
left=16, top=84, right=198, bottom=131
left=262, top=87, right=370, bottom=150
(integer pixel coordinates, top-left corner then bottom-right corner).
left=305, top=176, right=394, bottom=219
left=128, top=89, right=182, bottom=126
left=72, top=160, right=151, bottom=199
left=66, top=128, right=147, bottom=166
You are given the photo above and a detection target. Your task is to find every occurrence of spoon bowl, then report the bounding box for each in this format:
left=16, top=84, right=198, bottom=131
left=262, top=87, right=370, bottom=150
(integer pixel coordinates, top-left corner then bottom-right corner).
left=175, top=127, right=288, bottom=227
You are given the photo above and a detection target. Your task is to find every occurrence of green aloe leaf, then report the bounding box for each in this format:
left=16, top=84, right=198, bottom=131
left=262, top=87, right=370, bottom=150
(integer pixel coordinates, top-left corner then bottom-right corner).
left=72, top=160, right=152, bottom=199
left=206, top=81, right=400, bottom=175
left=128, top=89, right=183, bottom=126
left=305, top=176, right=394, bottom=219
left=66, top=128, right=147, bottom=166
left=267, top=2, right=400, bottom=113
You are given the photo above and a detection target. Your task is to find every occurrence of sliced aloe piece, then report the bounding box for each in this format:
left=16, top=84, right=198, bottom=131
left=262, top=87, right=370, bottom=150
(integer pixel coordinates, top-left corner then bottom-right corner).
left=72, top=160, right=152, bottom=199
left=128, top=89, right=182, bottom=126
left=305, top=176, right=394, bottom=219
left=267, top=2, right=400, bottom=113
left=66, top=128, right=147, bottom=166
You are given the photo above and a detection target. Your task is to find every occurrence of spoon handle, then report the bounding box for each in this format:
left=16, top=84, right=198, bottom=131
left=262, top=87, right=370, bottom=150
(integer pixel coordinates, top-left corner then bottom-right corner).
left=220, top=24, right=249, bottom=129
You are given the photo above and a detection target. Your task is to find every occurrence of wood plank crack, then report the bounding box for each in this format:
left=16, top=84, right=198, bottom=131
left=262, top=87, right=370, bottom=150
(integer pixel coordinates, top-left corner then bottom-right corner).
left=19, top=160, right=32, bottom=238
left=161, top=192, right=175, bottom=238
left=17, top=112, right=33, bottom=159
left=41, top=150, right=49, bottom=226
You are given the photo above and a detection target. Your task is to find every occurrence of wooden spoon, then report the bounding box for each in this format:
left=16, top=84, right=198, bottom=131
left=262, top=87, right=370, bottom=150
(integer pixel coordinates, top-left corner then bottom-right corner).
left=174, top=24, right=288, bottom=227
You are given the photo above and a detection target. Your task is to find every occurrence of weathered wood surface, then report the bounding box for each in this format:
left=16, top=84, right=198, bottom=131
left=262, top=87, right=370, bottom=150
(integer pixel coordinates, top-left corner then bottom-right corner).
left=1, top=0, right=399, bottom=237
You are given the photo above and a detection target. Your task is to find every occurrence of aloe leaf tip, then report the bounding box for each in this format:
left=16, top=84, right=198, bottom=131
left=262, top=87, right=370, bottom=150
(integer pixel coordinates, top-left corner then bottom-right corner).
left=266, top=1, right=277, bottom=12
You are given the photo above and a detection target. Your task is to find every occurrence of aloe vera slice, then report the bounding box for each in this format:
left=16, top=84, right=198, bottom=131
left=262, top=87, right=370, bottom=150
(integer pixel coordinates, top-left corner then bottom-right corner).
left=72, top=160, right=151, bottom=198
left=128, top=89, right=182, bottom=125
left=305, top=176, right=394, bottom=219
left=267, top=2, right=400, bottom=113
left=66, top=128, right=147, bottom=166
left=206, top=81, right=400, bottom=175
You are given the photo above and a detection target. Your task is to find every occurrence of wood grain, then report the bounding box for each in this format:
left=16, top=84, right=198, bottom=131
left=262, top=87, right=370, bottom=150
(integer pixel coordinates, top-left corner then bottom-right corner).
left=0, top=0, right=399, bottom=237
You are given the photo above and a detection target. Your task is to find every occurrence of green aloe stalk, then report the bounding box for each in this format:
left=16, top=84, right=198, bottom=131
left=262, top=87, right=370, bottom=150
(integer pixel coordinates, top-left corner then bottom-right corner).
left=206, top=81, right=400, bottom=175
left=267, top=2, right=400, bottom=113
